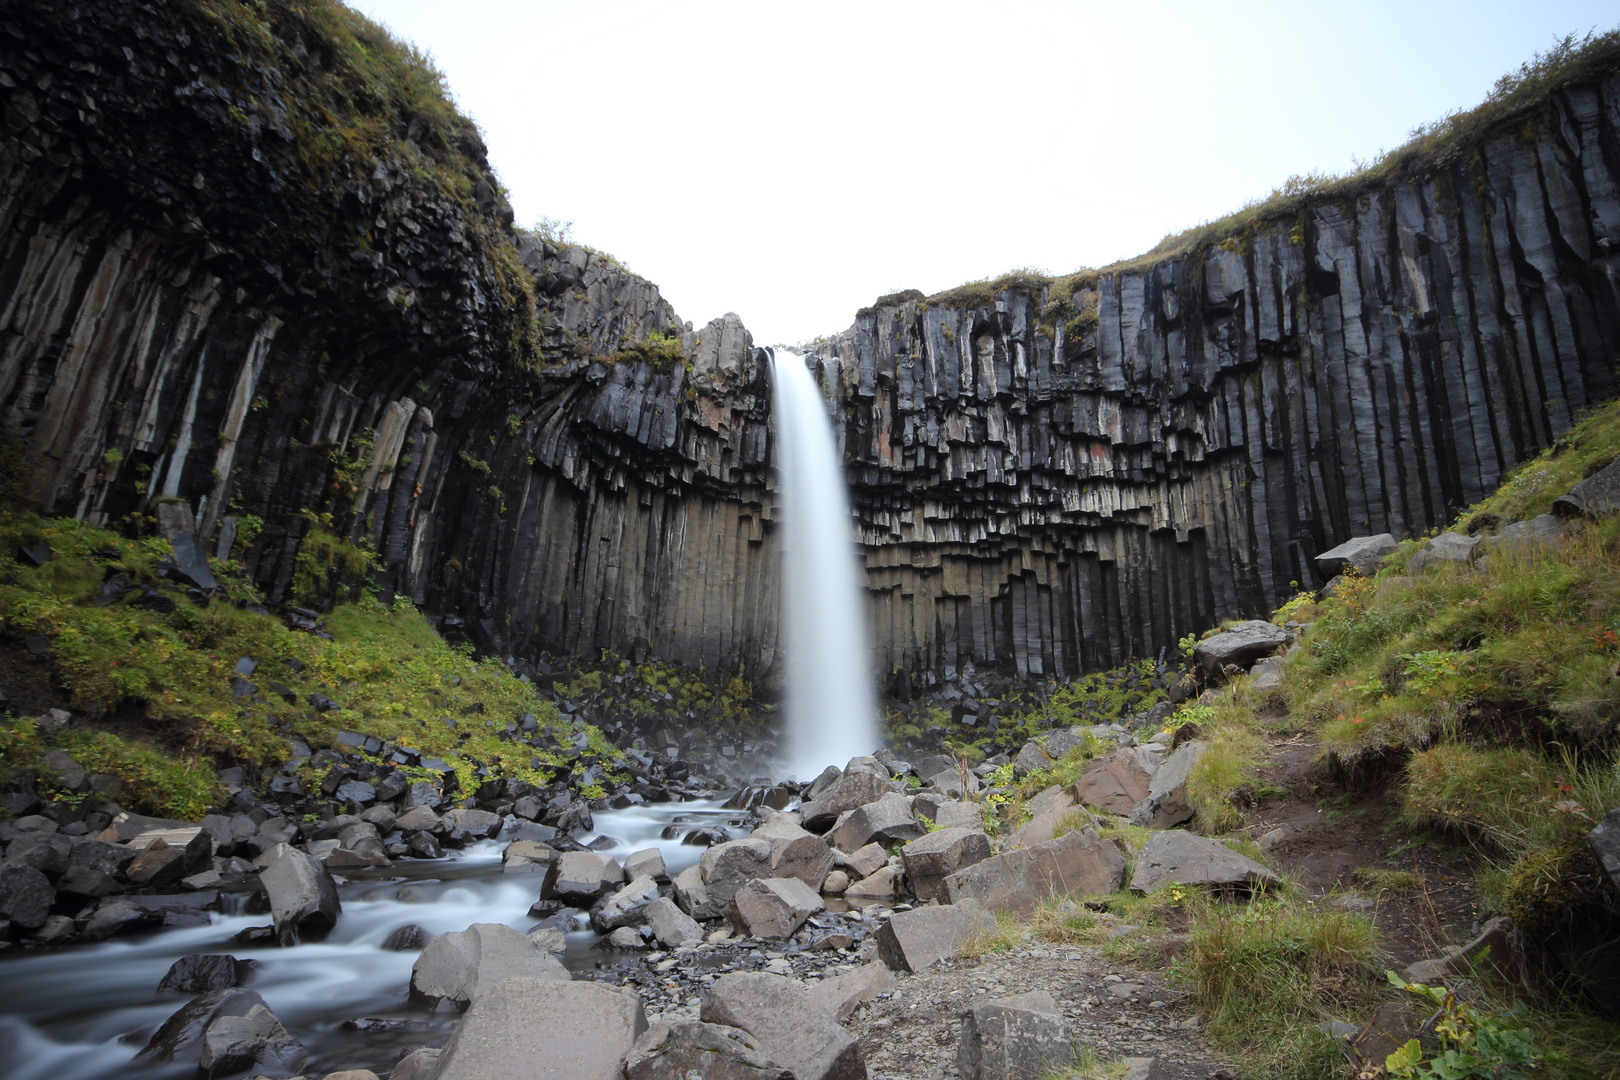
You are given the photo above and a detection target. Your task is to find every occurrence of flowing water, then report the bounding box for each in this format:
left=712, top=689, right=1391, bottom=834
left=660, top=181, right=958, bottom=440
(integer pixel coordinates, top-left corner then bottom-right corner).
left=769, top=349, right=877, bottom=780
left=0, top=801, right=745, bottom=1080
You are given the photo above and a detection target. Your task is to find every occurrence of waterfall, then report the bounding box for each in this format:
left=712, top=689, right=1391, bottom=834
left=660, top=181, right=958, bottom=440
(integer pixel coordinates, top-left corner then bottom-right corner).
left=769, top=348, right=877, bottom=779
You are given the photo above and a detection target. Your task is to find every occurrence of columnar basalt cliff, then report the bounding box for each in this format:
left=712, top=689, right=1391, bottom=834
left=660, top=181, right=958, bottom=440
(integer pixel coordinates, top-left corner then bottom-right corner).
left=5, top=1, right=1620, bottom=688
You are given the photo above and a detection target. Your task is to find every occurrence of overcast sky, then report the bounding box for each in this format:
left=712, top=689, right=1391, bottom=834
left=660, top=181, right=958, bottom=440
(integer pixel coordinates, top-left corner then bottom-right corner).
left=352, top=1, right=1616, bottom=345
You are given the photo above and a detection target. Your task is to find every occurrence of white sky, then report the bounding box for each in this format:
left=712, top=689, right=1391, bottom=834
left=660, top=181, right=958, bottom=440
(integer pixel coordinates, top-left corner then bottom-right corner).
left=352, top=1, right=1617, bottom=345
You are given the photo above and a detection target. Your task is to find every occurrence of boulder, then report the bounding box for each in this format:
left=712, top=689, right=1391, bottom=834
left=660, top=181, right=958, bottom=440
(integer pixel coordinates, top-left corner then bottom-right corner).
left=699, top=838, right=774, bottom=908
left=799, top=771, right=889, bottom=831
left=769, top=833, right=834, bottom=891
left=1074, top=746, right=1160, bottom=815
left=1593, top=807, right=1620, bottom=894
left=1012, top=740, right=1053, bottom=778
left=1556, top=458, right=1620, bottom=517
left=729, top=877, right=824, bottom=939
left=957, top=990, right=1073, bottom=1080
left=382, top=924, right=432, bottom=951
left=844, top=842, right=889, bottom=879
left=542, top=851, right=621, bottom=904
left=806, top=961, right=897, bottom=1022
left=259, top=844, right=341, bottom=945
left=645, top=896, right=704, bottom=947
left=1193, top=621, right=1291, bottom=677
left=502, top=839, right=554, bottom=874
left=197, top=1003, right=305, bottom=1080
left=136, top=988, right=268, bottom=1064
left=1407, top=532, right=1479, bottom=573
left=624, top=847, right=667, bottom=881
left=828, top=792, right=923, bottom=852
left=843, top=864, right=903, bottom=903
left=943, top=831, right=1125, bottom=915
left=1480, top=514, right=1566, bottom=559
left=390, top=1048, right=442, bottom=1080
left=821, top=870, right=850, bottom=894
left=624, top=1021, right=792, bottom=1080
left=394, top=805, right=441, bottom=833
left=0, top=862, right=54, bottom=929
left=1250, top=656, right=1286, bottom=690
left=1402, top=916, right=1519, bottom=984
left=1024, top=785, right=1077, bottom=820
left=1128, top=830, right=1281, bottom=894
left=527, top=926, right=568, bottom=955
left=444, top=807, right=502, bottom=839
left=591, top=874, right=661, bottom=931
left=1004, top=811, right=1072, bottom=852
left=608, top=926, right=647, bottom=949
left=433, top=976, right=647, bottom=1080
left=157, top=954, right=252, bottom=995
left=410, top=922, right=569, bottom=1009
left=935, top=801, right=985, bottom=829
left=701, top=972, right=866, bottom=1080
left=1316, top=533, right=1398, bottom=578
left=901, top=828, right=992, bottom=901
left=1129, top=741, right=1205, bottom=830
left=875, top=902, right=997, bottom=972
left=673, top=863, right=722, bottom=919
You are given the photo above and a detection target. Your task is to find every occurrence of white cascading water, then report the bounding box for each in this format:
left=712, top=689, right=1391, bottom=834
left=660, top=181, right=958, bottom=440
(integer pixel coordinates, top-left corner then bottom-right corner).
left=769, top=348, right=877, bottom=779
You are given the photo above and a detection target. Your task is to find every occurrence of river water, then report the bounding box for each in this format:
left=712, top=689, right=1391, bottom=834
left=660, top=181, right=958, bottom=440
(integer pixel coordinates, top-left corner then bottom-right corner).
left=0, top=799, right=746, bottom=1080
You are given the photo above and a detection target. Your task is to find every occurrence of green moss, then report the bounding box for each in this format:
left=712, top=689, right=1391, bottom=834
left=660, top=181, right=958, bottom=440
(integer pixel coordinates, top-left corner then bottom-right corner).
left=611, top=329, right=686, bottom=372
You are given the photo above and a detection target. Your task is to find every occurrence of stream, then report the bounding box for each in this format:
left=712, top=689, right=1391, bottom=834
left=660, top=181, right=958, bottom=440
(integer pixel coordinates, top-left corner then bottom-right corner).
left=0, top=799, right=747, bottom=1080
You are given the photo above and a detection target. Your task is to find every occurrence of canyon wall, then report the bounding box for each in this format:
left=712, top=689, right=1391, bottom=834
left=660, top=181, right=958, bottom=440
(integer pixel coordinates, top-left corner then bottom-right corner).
left=4, top=1, right=1620, bottom=689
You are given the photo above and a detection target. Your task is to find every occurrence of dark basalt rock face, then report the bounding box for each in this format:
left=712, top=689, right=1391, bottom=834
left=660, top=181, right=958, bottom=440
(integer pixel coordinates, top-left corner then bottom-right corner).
left=4, top=1, right=1620, bottom=687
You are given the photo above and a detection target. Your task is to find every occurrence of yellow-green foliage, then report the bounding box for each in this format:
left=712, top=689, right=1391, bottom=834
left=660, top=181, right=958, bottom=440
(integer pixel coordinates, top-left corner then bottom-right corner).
left=291, top=527, right=375, bottom=603
left=612, top=329, right=687, bottom=372
left=1185, top=898, right=1380, bottom=1080
left=0, top=512, right=610, bottom=816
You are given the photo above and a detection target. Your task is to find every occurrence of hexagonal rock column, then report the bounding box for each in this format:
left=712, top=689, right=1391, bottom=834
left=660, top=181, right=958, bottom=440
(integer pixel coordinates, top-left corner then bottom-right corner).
left=900, top=827, right=992, bottom=901
left=700, top=972, right=866, bottom=1080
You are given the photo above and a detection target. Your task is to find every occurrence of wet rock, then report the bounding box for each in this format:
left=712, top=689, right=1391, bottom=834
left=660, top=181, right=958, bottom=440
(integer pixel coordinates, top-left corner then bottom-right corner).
left=135, top=987, right=268, bottom=1064
left=592, top=874, right=661, bottom=931
left=699, top=838, right=773, bottom=908
left=806, top=961, right=897, bottom=1022
left=1316, top=534, right=1399, bottom=578
left=197, top=1002, right=305, bottom=1079
left=157, top=954, right=253, bottom=995
left=382, top=924, right=432, bottom=951
left=406, top=831, right=444, bottom=859
left=875, top=901, right=996, bottom=972
left=957, top=989, right=1073, bottom=1080
left=259, top=844, right=341, bottom=945
left=542, top=851, right=621, bottom=904
left=799, top=771, right=889, bottom=831
left=433, top=976, right=647, bottom=1080
left=1129, top=830, right=1281, bottom=894
left=701, top=972, right=865, bottom=1080
left=125, top=840, right=190, bottom=889
left=444, top=807, right=501, bottom=839
left=1193, top=621, right=1291, bottom=678
left=1074, top=746, right=1160, bottom=816
left=828, top=792, right=924, bottom=852
left=1129, top=741, right=1205, bottom=830
left=624, top=1020, right=792, bottom=1080
left=943, top=832, right=1125, bottom=915
left=901, top=827, right=993, bottom=901
left=0, top=863, right=53, bottom=929
left=410, top=922, right=569, bottom=1009
left=83, top=899, right=156, bottom=940
left=624, top=847, right=667, bottom=881
left=645, top=896, right=704, bottom=948
left=31, top=914, right=75, bottom=943
left=728, top=876, right=824, bottom=939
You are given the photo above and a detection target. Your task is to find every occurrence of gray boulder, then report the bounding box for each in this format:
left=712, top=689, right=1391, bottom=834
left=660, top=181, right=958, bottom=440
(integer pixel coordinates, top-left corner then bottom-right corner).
left=807, top=961, right=897, bottom=1022
left=391, top=1047, right=442, bottom=1080
left=0, top=863, right=54, bottom=929
left=701, top=972, right=866, bottom=1080
left=942, top=831, right=1125, bottom=915
left=673, top=863, right=722, bottom=919
left=729, top=877, right=824, bottom=940
left=901, top=828, right=992, bottom=901
left=1193, top=621, right=1291, bottom=677
left=1589, top=808, right=1620, bottom=894
left=699, top=838, right=774, bottom=908
left=828, top=792, right=924, bottom=852
left=591, top=874, right=661, bottom=931
left=543, top=851, right=622, bottom=904
left=196, top=1003, right=305, bottom=1080
left=434, top=976, right=647, bottom=1080
left=799, top=771, right=890, bottom=831
left=1480, top=514, right=1566, bottom=559
left=645, top=896, right=704, bottom=947
left=958, top=990, right=1073, bottom=1080
left=258, top=844, right=340, bottom=945
left=135, top=988, right=268, bottom=1064
left=1249, top=656, right=1286, bottom=690
left=1316, top=533, right=1398, bottom=578
left=1129, top=741, right=1205, bottom=829
left=769, top=833, right=834, bottom=891
left=875, top=902, right=997, bottom=973
left=1407, top=532, right=1479, bottom=573
left=624, top=847, right=668, bottom=881
left=843, top=864, right=903, bottom=903
left=409, top=922, right=569, bottom=1009
left=624, top=1021, right=792, bottom=1080
left=1555, top=457, right=1620, bottom=517
left=1012, top=740, right=1053, bottom=779
left=844, top=842, right=889, bottom=878
left=1129, top=830, right=1281, bottom=894
left=1074, top=746, right=1160, bottom=815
